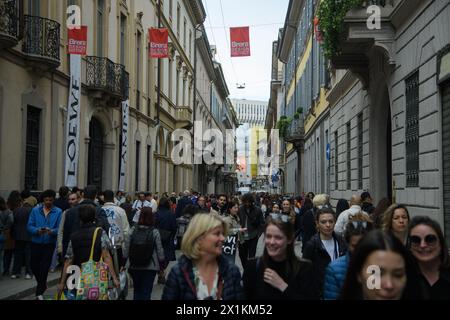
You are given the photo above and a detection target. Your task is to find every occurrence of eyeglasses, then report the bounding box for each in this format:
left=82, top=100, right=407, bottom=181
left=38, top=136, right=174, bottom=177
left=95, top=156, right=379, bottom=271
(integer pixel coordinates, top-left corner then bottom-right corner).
left=409, top=234, right=438, bottom=246
left=269, top=213, right=290, bottom=223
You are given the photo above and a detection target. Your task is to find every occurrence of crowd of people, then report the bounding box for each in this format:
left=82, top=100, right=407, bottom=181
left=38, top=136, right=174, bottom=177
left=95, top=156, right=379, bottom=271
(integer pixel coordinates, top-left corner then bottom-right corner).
left=0, top=187, right=449, bottom=300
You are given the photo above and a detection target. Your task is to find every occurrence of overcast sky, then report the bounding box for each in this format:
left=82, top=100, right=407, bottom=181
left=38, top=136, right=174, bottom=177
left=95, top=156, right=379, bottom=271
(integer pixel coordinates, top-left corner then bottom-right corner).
left=203, top=0, right=289, bottom=102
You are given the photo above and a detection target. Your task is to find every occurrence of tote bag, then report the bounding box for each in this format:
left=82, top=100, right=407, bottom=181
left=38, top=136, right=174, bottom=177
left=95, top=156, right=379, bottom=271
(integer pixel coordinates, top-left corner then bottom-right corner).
left=76, top=228, right=109, bottom=300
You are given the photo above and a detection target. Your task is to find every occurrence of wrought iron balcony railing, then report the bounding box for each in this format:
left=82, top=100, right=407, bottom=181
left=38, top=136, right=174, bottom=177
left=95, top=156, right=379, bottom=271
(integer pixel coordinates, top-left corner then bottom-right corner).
left=22, top=15, right=60, bottom=66
left=285, top=117, right=305, bottom=143
left=86, top=56, right=129, bottom=101
left=0, top=0, right=19, bottom=48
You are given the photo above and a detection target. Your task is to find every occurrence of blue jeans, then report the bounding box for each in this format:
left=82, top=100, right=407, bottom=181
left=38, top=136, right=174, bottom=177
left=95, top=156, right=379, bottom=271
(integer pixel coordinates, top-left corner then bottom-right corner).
left=12, top=240, right=32, bottom=276
left=129, top=269, right=157, bottom=300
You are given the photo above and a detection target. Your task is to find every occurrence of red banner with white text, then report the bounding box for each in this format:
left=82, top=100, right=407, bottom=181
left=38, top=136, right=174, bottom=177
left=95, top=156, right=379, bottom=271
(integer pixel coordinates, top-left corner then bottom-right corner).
left=149, top=28, right=169, bottom=58
left=68, top=26, right=87, bottom=55
left=230, top=27, right=250, bottom=57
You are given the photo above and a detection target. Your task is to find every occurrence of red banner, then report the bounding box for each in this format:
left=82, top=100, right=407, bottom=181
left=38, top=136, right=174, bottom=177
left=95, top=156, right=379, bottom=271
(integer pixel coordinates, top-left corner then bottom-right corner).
left=314, top=17, right=323, bottom=43
left=230, top=27, right=250, bottom=57
left=68, top=26, right=87, bottom=55
left=149, top=28, right=169, bottom=58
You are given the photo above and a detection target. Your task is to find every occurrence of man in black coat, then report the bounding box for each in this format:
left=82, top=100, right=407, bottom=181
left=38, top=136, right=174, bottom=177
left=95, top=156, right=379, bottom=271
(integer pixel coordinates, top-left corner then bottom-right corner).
left=238, top=193, right=265, bottom=270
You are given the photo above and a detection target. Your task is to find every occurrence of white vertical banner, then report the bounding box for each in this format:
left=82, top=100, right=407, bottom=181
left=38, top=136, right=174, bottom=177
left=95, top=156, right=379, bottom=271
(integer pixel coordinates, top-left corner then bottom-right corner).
left=64, top=54, right=82, bottom=187
left=119, top=99, right=129, bottom=191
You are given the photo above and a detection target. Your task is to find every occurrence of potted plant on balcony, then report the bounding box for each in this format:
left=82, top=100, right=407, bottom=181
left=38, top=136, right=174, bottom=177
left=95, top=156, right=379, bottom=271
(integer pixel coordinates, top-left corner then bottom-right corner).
left=317, top=0, right=365, bottom=59
left=276, top=116, right=292, bottom=139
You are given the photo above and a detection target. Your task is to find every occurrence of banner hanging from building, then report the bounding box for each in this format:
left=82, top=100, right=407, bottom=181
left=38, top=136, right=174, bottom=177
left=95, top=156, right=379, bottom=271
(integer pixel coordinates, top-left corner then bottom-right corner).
left=68, top=26, right=87, bottom=55
left=149, top=28, right=169, bottom=58
left=64, top=54, right=82, bottom=188
left=313, top=17, right=323, bottom=43
left=118, top=99, right=129, bottom=191
left=230, top=26, right=250, bottom=57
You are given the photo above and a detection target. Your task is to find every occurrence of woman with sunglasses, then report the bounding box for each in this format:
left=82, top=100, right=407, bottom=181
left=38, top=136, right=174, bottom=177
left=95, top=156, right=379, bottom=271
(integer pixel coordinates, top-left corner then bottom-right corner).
left=408, top=216, right=450, bottom=299
left=323, top=214, right=373, bottom=299
left=243, top=213, right=320, bottom=299
left=382, top=204, right=410, bottom=245
left=303, top=207, right=347, bottom=298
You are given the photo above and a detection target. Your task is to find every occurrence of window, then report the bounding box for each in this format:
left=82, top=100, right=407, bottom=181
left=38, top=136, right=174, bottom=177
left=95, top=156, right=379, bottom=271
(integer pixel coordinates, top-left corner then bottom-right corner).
left=183, top=76, right=186, bottom=105
left=28, top=0, right=40, bottom=15
left=176, top=4, right=180, bottom=37
left=169, top=57, right=173, bottom=101
left=405, top=72, right=419, bottom=187
left=189, top=30, right=192, bottom=60
left=25, top=106, right=41, bottom=190
left=347, top=122, right=351, bottom=190
left=120, top=14, right=127, bottom=65
left=334, top=131, right=338, bottom=191
left=183, top=18, right=187, bottom=49
left=176, top=67, right=180, bottom=105
left=358, top=113, right=363, bottom=189
left=97, top=0, right=104, bottom=56
left=135, top=141, right=141, bottom=191
left=136, top=30, right=142, bottom=110
left=147, top=145, right=151, bottom=191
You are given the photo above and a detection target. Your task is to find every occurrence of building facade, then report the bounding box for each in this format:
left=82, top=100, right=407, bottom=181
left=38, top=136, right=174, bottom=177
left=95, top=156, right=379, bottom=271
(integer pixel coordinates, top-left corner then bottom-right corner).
left=281, top=0, right=450, bottom=244
left=0, top=0, right=214, bottom=196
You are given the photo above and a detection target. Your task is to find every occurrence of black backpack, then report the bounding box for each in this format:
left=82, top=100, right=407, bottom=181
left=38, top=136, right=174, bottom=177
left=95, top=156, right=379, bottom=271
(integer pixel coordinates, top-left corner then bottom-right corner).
left=129, top=226, right=155, bottom=268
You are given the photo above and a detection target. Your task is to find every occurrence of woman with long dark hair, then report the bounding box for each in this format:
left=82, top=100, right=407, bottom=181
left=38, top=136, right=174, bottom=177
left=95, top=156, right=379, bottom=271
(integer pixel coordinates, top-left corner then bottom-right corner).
left=340, top=230, right=423, bottom=300
left=243, top=214, right=319, bottom=299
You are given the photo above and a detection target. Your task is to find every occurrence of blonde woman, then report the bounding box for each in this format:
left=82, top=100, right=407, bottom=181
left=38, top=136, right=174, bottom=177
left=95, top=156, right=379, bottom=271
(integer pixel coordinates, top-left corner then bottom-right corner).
left=162, top=213, right=244, bottom=300
left=382, top=204, right=410, bottom=245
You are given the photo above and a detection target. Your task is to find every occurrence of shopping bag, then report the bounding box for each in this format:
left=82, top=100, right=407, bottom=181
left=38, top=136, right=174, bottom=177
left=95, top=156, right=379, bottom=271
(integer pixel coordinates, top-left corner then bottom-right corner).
left=76, top=228, right=109, bottom=300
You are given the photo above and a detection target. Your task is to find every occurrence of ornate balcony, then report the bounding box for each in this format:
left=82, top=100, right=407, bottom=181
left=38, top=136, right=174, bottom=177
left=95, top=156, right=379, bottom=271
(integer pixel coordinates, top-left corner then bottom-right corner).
left=175, top=106, right=193, bottom=129
left=22, top=15, right=60, bottom=69
left=0, top=0, right=19, bottom=49
left=86, top=56, right=129, bottom=104
left=284, top=117, right=305, bottom=148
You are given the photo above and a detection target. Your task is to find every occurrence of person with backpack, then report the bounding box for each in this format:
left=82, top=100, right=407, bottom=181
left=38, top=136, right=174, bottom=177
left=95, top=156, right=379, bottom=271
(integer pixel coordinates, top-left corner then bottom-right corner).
left=124, top=207, right=164, bottom=300
left=57, top=205, right=119, bottom=300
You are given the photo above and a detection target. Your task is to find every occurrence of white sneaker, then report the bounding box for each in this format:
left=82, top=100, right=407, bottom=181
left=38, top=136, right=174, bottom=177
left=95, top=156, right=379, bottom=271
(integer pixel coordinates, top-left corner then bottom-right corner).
left=25, top=274, right=32, bottom=280
left=36, top=295, right=44, bottom=300
left=10, top=275, right=19, bottom=279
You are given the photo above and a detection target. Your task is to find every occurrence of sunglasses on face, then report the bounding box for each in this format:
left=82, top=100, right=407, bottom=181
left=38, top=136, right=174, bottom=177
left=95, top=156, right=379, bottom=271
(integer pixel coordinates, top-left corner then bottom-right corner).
left=269, top=213, right=290, bottom=223
left=409, top=234, right=438, bottom=246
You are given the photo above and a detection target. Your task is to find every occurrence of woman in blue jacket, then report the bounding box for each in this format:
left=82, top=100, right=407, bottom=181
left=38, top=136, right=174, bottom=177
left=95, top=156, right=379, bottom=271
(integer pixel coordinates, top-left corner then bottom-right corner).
left=323, top=213, right=373, bottom=299
left=162, top=213, right=244, bottom=300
